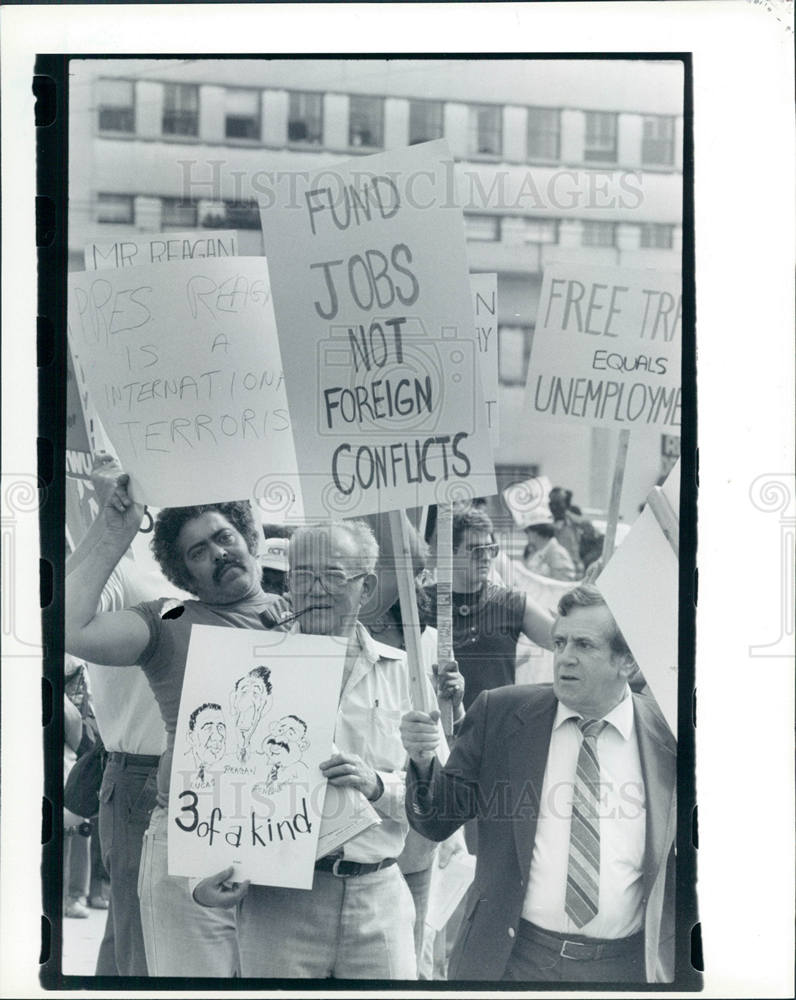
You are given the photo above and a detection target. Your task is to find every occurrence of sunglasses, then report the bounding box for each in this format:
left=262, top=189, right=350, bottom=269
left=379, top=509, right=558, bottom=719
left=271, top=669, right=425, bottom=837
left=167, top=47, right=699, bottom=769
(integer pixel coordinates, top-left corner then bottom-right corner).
left=461, top=543, right=499, bottom=559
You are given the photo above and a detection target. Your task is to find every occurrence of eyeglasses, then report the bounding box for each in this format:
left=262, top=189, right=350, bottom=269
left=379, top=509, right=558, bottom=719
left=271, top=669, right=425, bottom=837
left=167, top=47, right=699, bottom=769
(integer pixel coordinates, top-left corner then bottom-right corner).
left=289, top=570, right=368, bottom=595
left=462, top=543, right=499, bottom=560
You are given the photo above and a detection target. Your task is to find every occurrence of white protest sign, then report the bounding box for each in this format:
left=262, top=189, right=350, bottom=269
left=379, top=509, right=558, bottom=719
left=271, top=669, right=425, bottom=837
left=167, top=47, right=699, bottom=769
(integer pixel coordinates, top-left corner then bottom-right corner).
left=168, top=627, right=345, bottom=889
left=425, top=849, right=476, bottom=933
left=85, top=230, right=238, bottom=270
left=260, top=139, right=496, bottom=519
left=502, top=474, right=553, bottom=529
left=597, top=461, right=680, bottom=733
left=525, top=264, right=682, bottom=432
left=470, top=273, right=499, bottom=446
left=67, top=257, right=302, bottom=513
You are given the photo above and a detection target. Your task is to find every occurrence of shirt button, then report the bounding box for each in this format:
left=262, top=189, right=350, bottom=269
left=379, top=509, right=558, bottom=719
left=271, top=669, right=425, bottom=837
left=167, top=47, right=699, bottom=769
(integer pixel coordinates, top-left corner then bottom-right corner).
left=508, top=927, right=515, bottom=939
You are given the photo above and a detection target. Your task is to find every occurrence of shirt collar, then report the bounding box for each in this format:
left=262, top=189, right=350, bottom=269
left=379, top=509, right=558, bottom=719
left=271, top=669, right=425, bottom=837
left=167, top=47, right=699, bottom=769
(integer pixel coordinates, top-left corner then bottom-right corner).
left=354, top=621, right=379, bottom=664
left=554, top=685, right=634, bottom=740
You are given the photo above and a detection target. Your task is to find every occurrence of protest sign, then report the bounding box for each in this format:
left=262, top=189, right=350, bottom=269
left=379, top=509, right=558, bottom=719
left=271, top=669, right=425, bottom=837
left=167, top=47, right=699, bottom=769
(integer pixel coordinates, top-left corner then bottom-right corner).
left=84, top=230, right=238, bottom=271
left=470, top=273, right=499, bottom=446
left=67, top=257, right=302, bottom=513
left=525, top=264, right=682, bottom=432
left=425, top=849, right=476, bottom=933
left=260, top=139, right=496, bottom=519
left=65, top=345, right=101, bottom=548
left=502, top=474, right=553, bottom=529
left=597, top=461, right=680, bottom=733
left=168, top=627, right=346, bottom=889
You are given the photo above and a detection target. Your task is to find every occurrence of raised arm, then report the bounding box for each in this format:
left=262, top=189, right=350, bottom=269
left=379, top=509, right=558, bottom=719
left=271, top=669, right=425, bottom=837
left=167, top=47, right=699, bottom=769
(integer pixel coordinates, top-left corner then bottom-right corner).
left=520, top=593, right=555, bottom=651
left=65, top=474, right=151, bottom=666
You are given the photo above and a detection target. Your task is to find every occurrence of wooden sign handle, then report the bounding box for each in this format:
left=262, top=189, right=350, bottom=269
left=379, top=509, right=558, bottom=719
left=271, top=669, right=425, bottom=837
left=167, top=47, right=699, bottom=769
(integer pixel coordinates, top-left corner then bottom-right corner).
left=435, top=502, right=455, bottom=736
left=603, top=429, right=631, bottom=563
left=387, top=510, right=427, bottom=714
left=646, top=485, right=679, bottom=558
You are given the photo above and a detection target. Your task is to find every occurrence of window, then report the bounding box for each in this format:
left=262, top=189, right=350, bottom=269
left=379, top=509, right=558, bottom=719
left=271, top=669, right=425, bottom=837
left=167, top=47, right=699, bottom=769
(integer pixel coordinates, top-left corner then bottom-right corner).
left=162, top=83, right=199, bottom=137
left=349, top=96, right=383, bottom=148
left=464, top=214, right=501, bottom=242
left=409, top=100, right=444, bottom=144
left=498, top=325, right=532, bottom=385
left=642, top=115, right=675, bottom=166
left=639, top=223, right=674, bottom=249
left=96, top=194, right=134, bottom=224
left=523, top=218, right=558, bottom=244
left=584, top=111, right=618, bottom=162
left=288, top=91, right=323, bottom=144
left=581, top=221, right=616, bottom=247
left=225, top=88, right=260, bottom=141
left=97, top=79, right=135, bottom=133
left=161, top=197, right=197, bottom=228
left=527, top=107, right=560, bottom=160
left=222, top=200, right=261, bottom=230
left=468, top=104, right=502, bottom=156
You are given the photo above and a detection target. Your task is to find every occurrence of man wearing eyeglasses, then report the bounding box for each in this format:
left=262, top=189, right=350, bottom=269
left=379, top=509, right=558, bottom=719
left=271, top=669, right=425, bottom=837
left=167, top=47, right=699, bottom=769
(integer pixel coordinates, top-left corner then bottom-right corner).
left=419, top=508, right=555, bottom=709
left=196, top=519, right=444, bottom=979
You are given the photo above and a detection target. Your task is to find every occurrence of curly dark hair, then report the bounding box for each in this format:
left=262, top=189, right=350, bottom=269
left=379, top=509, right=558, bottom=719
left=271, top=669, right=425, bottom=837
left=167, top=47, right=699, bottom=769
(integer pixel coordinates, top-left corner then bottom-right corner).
left=151, top=502, right=260, bottom=595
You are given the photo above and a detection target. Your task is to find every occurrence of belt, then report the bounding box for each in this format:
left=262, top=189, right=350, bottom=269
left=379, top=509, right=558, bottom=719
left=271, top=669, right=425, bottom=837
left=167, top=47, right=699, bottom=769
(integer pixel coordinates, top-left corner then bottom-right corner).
left=519, top=920, right=643, bottom=961
left=315, top=854, right=397, bottom=878
left=106, top=752, right=161, bottom=768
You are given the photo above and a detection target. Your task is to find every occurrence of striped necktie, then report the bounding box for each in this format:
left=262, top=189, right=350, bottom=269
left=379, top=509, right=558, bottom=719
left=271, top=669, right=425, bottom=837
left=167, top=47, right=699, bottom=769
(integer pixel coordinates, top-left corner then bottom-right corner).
left=565, top=718, right=609, bottom=928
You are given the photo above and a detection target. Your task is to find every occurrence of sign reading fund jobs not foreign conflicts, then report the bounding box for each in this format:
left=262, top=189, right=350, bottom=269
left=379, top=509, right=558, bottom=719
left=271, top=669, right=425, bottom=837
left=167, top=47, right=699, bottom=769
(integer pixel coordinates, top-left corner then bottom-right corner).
left=67, top=257, right=301, bottom=509
left=260, top=140, right=496, bottom=519
left=525, top=264, right=682, bottom=432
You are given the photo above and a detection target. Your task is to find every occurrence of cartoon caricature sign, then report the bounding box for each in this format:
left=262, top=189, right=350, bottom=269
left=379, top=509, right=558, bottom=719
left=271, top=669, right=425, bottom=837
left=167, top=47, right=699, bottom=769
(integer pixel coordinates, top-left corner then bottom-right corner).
left=169, top=626, right=346, bottom=889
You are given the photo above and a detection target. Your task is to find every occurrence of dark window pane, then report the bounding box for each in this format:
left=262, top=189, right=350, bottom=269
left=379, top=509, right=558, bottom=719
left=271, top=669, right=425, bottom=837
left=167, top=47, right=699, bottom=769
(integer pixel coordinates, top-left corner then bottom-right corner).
left=161, top=198, right=197, bottom=227
left=527, top=107, right=560, bottom=160
left=349, top=96, right=383, bottom=148
left=97, top=79, right=134, bottom=133
left=163, top=84, right=199, bottom=137
left=468, top=104, right=502, bottom=156
left=97, top=194, right=133, bottom=224
left=409, top=100, right=443, bottom=144
left=288, top=92, right=323, bottom=145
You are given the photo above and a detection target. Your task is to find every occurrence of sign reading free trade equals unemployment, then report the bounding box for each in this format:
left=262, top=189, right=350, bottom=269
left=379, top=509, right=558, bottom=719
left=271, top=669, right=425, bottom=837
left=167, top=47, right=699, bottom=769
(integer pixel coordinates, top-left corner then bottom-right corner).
left=259, top=139, right=496, bottom=519
left=525, top=263, right=682, bottom=433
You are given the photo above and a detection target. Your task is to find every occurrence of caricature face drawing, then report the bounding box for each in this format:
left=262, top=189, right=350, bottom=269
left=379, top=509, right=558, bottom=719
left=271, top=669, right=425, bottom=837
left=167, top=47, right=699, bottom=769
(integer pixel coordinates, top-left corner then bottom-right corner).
left=230, top=665, right=273, bottom=762
left=256, top=715, right=310, bottom=796
left=188, top=703, right=226, bottom=781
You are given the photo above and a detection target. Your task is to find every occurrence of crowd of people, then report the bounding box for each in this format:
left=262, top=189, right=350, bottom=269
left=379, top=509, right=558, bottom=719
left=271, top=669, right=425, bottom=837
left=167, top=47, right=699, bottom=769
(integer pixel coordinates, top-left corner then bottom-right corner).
left=63, top=455, right=675, bottom=983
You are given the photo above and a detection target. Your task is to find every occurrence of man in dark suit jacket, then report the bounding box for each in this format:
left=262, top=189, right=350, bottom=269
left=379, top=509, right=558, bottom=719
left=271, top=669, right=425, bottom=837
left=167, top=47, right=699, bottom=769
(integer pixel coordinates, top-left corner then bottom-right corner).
left=402, top=585, right=676, bottom=983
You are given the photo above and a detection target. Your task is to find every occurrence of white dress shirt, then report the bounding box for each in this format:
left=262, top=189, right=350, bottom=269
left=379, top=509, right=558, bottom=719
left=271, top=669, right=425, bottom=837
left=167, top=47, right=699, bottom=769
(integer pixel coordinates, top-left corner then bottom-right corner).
left=522, top=687, right=647, bottom=938
left=331, top=623, right=442, bottom=863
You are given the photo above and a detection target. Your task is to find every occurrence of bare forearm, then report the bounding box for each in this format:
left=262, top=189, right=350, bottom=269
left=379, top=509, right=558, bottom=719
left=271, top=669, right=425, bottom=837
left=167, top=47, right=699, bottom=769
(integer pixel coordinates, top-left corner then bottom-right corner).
left=65, top=529, right=133, bottom=639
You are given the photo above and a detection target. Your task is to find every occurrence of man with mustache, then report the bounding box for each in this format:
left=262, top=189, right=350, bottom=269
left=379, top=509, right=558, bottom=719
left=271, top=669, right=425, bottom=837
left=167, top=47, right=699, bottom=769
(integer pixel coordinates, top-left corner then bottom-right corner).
left=257, top=715, right=310, bottom=795
left=230, top=666, right=273, bottom=763
left=401, top=585, right=676, bottom=983
left=65, top=475, right=286, bottom=977
left=194, top=519, right=445, bottom=979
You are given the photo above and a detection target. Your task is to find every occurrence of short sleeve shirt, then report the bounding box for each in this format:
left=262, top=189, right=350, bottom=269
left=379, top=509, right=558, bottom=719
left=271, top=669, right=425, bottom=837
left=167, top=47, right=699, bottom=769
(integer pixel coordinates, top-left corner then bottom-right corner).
left=418, top=582, right=526, bottom=709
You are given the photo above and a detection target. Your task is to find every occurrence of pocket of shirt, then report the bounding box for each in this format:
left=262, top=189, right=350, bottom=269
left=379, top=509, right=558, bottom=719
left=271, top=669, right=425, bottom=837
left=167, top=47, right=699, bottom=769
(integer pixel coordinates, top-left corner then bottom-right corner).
left=339, top=703, right=404, bottom=772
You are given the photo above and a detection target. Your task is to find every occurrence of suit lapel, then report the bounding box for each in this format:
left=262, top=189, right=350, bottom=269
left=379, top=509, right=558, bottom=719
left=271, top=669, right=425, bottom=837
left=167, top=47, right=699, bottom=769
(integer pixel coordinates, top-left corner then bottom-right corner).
left=633, top=695, right=677, bottom=898
left=507, top=688, right=557, bottom=875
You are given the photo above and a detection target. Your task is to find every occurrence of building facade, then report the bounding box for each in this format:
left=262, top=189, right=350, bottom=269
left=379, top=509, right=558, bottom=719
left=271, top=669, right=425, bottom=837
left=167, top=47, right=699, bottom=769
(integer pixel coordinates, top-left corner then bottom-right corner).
left=69, top=58, right=684, bottom=521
